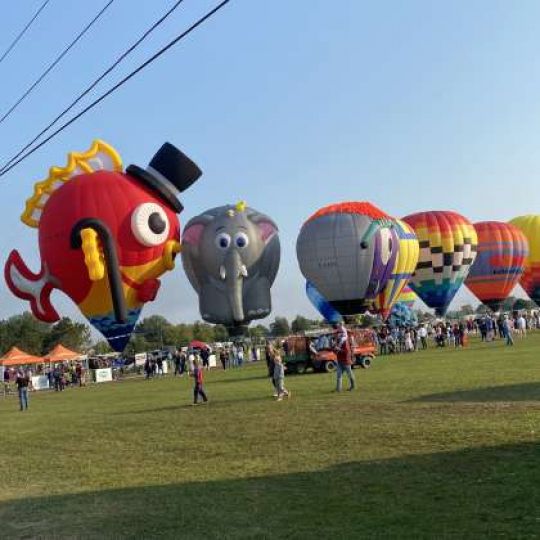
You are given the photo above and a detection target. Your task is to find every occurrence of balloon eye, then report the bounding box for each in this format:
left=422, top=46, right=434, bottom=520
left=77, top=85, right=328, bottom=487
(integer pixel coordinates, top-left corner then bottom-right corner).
left=148, top=212, right=166, bottom=234
left=234, top=232, right=249, bottom=249
left=215, top=233, right=231, bottom=250
left=360, top=241, right=369, bottom=249
left=132, top=203, right=170, bottom=247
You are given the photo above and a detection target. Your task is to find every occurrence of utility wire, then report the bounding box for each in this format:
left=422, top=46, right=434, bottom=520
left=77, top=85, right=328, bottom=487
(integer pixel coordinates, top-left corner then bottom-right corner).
left=0, top=0, right=116, bottom=128
left=0, top=0, right=186, bottom=175
left=0, top=0, right=51, bottom=67
left=0, top=0, right=231, bottom=179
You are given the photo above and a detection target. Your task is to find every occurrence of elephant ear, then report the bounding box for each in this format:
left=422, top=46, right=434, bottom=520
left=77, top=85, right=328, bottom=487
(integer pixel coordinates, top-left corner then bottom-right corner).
left=251, top=213, right=279, bottom=243
left=181, top=215, right=214, bottom=293
left=250, top=212, right=280, bottom=285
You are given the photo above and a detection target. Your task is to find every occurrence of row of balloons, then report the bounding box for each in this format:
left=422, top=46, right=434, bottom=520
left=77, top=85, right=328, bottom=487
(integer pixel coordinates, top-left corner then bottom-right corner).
left=3, top=139, right=539, bottom=352
left=297, top=201, right=539, bottom=322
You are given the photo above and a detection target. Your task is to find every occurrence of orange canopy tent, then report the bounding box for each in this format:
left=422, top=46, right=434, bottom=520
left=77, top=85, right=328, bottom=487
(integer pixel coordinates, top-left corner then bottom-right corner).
left=0, top=347, right=44, bottom=367
left=44, top=344, right=82, bottom=362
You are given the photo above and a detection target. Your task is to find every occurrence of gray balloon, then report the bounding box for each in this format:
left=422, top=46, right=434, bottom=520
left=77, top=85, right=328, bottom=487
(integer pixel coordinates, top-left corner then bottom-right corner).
left=181, top=203, right=280, bottom=332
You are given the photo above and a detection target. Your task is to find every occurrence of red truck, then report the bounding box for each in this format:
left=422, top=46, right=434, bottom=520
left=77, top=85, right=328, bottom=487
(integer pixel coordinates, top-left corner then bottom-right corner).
left=283, top=328, right=376, bottom=374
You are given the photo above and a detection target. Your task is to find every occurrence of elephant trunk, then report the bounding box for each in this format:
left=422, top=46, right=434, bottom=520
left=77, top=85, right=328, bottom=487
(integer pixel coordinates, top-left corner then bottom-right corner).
left=221, top=249, right=247, bottom=323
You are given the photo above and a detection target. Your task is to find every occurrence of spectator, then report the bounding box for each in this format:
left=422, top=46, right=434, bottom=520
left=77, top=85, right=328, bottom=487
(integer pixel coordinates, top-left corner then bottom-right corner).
left=335, top=331, right=355, bottom=392
left=16, top=369, right=29, bottom=411
left=192, top=358, right=208, bottom=405
left=273, top=351, right=290, bottom=401
left=200, top=347, right=210, bottom=371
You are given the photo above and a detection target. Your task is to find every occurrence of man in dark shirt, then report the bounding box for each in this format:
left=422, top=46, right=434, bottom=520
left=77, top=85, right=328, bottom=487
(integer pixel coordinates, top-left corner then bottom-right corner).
left=16, top=369, right=29, bottom=411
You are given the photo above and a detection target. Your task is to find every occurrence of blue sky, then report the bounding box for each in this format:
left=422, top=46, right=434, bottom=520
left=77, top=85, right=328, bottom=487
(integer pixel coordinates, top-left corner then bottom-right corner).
left=0, top=0, right=538, bottom=328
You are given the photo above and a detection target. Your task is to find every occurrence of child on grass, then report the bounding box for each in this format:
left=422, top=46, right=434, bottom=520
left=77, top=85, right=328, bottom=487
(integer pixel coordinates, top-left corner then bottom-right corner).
left=273, top=352, right=290, bottom=401
left=192, top=358, right=208, bottom=405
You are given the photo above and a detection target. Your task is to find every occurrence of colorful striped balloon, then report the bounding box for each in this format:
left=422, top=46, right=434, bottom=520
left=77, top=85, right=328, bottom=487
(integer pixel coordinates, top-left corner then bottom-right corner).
left=465, top=221, right=528, bottom=311
left=374, top=219, right=419, bottom=318
left=396, top=285, right=417, bottom=309
left=402, top=211, right=478, bottom=316
left=508, top=215, right=540, bottom=305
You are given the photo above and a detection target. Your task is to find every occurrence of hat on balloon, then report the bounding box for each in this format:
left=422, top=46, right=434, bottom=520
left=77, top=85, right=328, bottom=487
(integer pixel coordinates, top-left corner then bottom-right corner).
left=126, top=142, right=202, bottom=213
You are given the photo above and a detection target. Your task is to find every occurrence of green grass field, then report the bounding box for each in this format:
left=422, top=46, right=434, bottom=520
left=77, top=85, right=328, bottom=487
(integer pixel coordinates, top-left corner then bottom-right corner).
left=1, top=335, right=540, bottom=539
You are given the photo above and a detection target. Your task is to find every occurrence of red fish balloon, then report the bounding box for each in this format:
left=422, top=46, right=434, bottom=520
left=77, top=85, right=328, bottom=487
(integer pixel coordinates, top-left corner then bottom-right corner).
left=5, top=140, right=202, bottom=351
left=465, top=221, right=528, bottom=312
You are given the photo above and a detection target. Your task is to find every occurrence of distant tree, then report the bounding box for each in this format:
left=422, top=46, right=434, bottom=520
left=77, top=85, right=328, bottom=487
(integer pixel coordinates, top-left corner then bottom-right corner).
left=501, top=296, right=516, bottom=312
left=213, top=325, right=229, bottom=342
left=513, top=299, right=531, bottom=312
left=135, top=316, right=171, bottom=349
left=460, top=304, right=474, bottom=316
left=91, top=341, right=113, bottom=355
left=248, top=324, right=269, bottom=339
left=475, top=304, right=489, bottom=315
left=41, top=317, right=91, bottom=354
left=291, top=315, right=318, bottom=334
left=0, top=312, right=49, bottom=355
left=270, top=317, right=290, bottom=336
left=192, top=321, right=215, bottom=343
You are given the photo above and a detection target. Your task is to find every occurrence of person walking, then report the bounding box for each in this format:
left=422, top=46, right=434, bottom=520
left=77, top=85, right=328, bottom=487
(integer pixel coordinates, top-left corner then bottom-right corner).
left=335, top=324, right=355, bottom=392
left=502, top=316, right=514, bottom=346
left=16, top=369, right=29, bottom=411
left=418, top=325, right=428, bottom=350
left=273, top=351, right=290, bottom=401
left=265, top=342, right=278, bottom=396
left=192, top=358, right=208, bottom=405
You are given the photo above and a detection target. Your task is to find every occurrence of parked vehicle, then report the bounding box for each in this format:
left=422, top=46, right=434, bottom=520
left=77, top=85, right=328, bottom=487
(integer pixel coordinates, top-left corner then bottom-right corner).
left=283, top=328, right=376, bottom=374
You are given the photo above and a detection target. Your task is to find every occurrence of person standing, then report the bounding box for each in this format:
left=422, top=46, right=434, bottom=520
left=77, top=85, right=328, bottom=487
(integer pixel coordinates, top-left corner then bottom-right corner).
left=16, top=369, right=29, bottom=411
left=502, top=316, right=514, bottom=346
left=273, top=352, right=290, bottom=401
left=335, top=325, right=355, bottom=392
left=200, top=347, right=210, bottom=371
left=219, top=348, right=227, bottom=370
left=265, top=342, right=278, bottom=396
left=418, top=325, right=428, bottom=350
left=192, top=358, right=208, bottom=405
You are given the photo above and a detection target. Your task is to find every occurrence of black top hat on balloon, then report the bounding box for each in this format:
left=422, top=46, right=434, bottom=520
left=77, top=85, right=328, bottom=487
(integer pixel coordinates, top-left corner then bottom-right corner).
left=126, top=142, right=202, bottom=213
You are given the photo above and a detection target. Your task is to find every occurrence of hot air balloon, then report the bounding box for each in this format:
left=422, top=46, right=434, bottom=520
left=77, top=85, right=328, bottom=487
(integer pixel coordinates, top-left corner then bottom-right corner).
left=374, top=218, right=419, bottom=318
left=296, top=202, right=399, bottom=317
left=508, top=215, right=540, bottom=305
left=396, top=285, right=417, bottom=309
left=465, top=221, right=528, bottom=311
left=402, top=211, right=478, bottom=316
left=306, top=281, right=343, bottom=324
left=5, top=140, right=202, bottom=351
left=181, top=202, right=280, bottom=335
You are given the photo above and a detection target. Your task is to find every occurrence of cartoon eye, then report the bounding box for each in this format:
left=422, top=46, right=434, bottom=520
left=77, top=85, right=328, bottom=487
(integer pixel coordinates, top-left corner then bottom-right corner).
left=360, top=241, right=369, bottom=249
left=215, top=232, right=231, bottom=250
left=379, top=228, right=393, bottom=265
left=131, top=203, right=170, bottom=247
left=234, top=232, right=249, bottom=249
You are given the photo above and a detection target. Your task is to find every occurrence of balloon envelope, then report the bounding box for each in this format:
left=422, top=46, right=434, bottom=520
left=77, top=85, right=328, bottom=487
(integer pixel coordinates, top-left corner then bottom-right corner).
left=465, top=221, right=528, bottom=311
left=374, top=218, right=419, bottom=318
left=509, top=215, right=540, bottom=305
left=397, top=285, right=417, bottom=309
left=297, top=202, right=398, bottom=316
left=402, top=211, right=478, bottom=316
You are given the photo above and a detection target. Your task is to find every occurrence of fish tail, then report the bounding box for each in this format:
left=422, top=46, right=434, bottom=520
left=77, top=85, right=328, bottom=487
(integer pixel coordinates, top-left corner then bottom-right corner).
left=4, top=250, right=59, bottom=322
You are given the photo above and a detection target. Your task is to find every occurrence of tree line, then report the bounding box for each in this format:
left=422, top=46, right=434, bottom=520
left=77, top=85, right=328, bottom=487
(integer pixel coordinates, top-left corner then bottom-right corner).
left=0, top=312, right=323, bottom=356
left=2, top=297, right=534, bottom=356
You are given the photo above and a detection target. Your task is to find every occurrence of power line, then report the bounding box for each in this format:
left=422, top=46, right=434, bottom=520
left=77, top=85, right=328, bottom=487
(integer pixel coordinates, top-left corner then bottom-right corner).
left=0, top=0, right=51, bottom=67
left=0, top=0, right=116, bottom=128
left=0, top=0, right=231, bottom=179
left=0, top=0, right=186, bottom=175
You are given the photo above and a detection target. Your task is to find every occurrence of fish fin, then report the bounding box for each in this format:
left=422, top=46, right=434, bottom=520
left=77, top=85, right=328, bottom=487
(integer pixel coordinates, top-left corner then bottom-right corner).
left=4, top=250, right=59, bottom=323
left=21, top=140, right=123, bottom=228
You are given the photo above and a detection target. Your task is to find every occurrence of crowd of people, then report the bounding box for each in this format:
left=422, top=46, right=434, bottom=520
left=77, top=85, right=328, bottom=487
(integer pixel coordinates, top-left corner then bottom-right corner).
left=374, top=312, right=536, bottom=355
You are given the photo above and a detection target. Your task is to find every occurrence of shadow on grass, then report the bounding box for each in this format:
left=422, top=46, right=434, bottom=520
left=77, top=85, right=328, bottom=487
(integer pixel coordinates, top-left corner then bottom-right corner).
left=1, top=442, right=539, bottom=539
left=412, top=382, right=540, bottom=403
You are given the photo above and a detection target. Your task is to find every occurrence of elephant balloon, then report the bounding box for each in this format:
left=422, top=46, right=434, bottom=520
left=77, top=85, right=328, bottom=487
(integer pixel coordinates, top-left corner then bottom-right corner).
left=181, top=202, right=280, bottom=334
